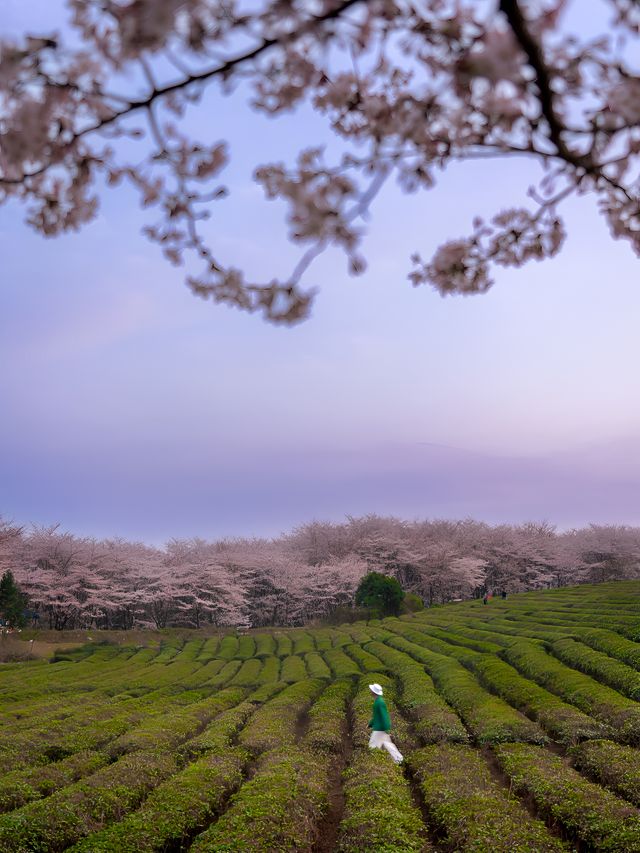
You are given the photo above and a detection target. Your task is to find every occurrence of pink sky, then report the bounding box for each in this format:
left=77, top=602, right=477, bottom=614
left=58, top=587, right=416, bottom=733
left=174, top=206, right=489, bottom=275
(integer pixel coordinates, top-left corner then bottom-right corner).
left=2, top=0, right=640, bottom=542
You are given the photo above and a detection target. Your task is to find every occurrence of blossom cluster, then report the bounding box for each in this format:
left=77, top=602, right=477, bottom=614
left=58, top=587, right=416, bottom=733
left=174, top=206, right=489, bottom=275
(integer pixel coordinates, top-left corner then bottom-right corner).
left=1, top=0, right=639, bottom=320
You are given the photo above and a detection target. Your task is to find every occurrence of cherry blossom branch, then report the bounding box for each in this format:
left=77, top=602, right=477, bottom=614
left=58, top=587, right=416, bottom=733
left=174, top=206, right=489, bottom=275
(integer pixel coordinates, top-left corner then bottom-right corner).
left=499, top=0, right=591, bottom=168
left=0, top=0, right=363, bottom=187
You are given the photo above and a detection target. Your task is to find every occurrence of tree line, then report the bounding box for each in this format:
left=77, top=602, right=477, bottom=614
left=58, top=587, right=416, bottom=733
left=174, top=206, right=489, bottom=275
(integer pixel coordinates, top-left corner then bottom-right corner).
left=1, top=515, right=639, bottom=630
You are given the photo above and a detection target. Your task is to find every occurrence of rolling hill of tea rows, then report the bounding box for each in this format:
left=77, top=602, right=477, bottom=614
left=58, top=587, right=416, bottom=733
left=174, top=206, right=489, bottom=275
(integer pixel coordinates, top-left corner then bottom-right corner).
left=1, top=581, right=640, bottom=852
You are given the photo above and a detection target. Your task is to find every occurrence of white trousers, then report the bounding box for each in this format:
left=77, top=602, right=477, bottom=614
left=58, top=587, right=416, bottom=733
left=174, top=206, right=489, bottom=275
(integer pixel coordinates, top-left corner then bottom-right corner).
left=368, top=730, right=403, bottom=764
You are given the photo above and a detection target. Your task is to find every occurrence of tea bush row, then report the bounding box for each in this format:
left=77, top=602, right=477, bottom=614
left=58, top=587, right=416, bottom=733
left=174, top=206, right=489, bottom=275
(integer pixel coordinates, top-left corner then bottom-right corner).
left=409, top=744, right=565, bottom=852
left=337, top=678, right=428, bottom=852
left=494, top=743, right=640, bottom=851
left=502, top=640, right=640, bottom=743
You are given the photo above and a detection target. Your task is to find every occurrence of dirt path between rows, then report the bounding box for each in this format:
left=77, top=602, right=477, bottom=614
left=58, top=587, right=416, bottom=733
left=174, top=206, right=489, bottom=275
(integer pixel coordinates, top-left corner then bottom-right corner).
left=312, top=699, right=354, bottom=853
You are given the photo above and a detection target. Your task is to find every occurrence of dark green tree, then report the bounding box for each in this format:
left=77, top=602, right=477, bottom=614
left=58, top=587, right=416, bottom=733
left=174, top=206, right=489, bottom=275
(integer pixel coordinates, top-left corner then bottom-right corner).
left=355, top=572, right=405, bottom=618
left=0, top=571, right=27, bottom=628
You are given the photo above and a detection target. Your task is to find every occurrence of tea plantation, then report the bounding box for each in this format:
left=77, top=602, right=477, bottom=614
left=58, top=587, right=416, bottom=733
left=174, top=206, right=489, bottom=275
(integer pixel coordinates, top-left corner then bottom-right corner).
left=1, top=581, right=640, bottom=851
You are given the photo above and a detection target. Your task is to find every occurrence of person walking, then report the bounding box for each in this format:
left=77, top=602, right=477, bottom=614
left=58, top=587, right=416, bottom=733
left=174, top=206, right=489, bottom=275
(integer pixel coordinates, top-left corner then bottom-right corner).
left=367, top=683, right=403, bottom=764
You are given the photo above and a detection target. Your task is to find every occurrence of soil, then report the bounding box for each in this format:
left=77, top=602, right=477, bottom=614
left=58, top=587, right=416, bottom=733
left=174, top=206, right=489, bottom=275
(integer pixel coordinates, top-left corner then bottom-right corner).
left=313, top=701, right=354, bottom=853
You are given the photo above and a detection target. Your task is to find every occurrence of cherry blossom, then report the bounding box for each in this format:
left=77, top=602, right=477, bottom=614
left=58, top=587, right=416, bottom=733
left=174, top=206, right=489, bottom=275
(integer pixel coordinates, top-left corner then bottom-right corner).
left=0, top=1, right=638, bottom=321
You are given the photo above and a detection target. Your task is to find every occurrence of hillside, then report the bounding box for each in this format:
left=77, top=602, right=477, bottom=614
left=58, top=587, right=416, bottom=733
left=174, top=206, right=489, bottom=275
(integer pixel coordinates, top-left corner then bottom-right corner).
left=0, top=581, right=639, bottom=851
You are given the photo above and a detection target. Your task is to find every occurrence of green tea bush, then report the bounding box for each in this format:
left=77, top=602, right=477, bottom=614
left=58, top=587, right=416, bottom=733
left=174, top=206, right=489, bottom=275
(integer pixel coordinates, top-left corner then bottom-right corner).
left=178, top=640, right=205, bottom=661
left=280, top=655, right=308, bottom=682
left=255, top=654, right=280, bottom=683
left=175, top=658, right=225, bottom=688
left=292, top=632, right=315, bottom=655
left=190, top=746, right=329, bottom=852
left=67, top=748, right=247, bottom=852
left=344, top=643, right=385, bottom=672
left=195, top=637, right=219, bottom=662
left=275, top=633, right=293, bottom=657
left=153, top=641, right=184, bottom=663
left=177, top=700, right=257, bottom=761
left=549, top=637, right=640, bottom=700
left=323, top=648, right=361, bottom=678
left=494, top=743, right=640, bottom=851
left=239, top=678, right=324, bottom=754
left=345, top=626, right=373, bottom=643
left=331, top=631, right=352, bottom=648
left=337, top=750, right=430, bottom=852
left=216, top=635, right=239, bottom=660
left=206, top=659, right=242, bottom=687
left=384, top=635, right=546, bottom=744
left=572, top=739, right=640, bottom=807
left=236, top=635, right=256, bottom=659
left=306, top=678, right=353, bottom=753
left=304, top=652, right=331, bottom=679
left=468, top=654, right=612, bottom=745
left=577, top=628, right=640, bottom=670
left=310, top=630, right=333, bottom=651
left=411, top=624, right=503, bottom=654
left=105, top=688, right=243, bottom=757
left=0, top=750, right=178, bottom=851
left=228, top=658, right=262, bottom=686
left=409, top=745, right=565, bottom=852
left=502, top=640, right=640, bottom=744
left=254, top=633, right=276, bottom=657
left=0, top=749, right=109, bottom=813
left=366, top=641, right=468, bottom=743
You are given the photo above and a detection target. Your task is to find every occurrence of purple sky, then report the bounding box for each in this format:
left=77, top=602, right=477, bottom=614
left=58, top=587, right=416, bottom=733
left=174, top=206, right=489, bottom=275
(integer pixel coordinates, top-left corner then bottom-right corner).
left=2, top=1, right=640, bottom=543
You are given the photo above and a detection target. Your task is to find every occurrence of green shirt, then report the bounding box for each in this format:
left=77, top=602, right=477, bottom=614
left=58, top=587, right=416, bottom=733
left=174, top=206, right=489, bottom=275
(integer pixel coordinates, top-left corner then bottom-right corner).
left=368, top=695, right=391, bottom=731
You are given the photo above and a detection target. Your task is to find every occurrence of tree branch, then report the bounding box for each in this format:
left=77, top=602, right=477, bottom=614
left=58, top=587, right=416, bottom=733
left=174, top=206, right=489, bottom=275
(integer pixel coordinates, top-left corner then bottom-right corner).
left=0, top=0, right=364, bottom=186
left=499, top=0, right=592, bottom=170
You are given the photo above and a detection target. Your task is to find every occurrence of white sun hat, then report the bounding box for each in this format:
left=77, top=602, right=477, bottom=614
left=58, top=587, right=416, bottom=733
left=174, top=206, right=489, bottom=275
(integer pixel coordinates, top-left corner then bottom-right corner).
left=369, top=683, right=384, bottom=695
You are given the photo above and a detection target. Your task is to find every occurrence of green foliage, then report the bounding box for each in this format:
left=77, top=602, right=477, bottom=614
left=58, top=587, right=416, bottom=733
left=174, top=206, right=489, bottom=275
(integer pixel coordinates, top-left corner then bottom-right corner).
left=228, top=658, right=262, bottom=686
left=401, top=592, right=424, bottom=614
left=338, top=750, right=430, bottom=852
left=344, top=643, right=386, bottom=672
left=366, top=641, right=468, bottom=744
left=0, top=751, right=177, bottom=851
left=291, top=632, right=315, bottom=655
left=469, top=654, right=613, bottom=746
left=236, top=635, right=256, bottom=659
left=105, top=689, right=244, bottom=758
left=355, top=572, right=405, bottom=617
left=304, top=652, right=331, bottom=679
left=576, top=628, right=640, bottom=670
left=195, top=637, right=219, bottom=662
left=255, top=654, right=280, bottom=684
left=305, top=678, right=353, bottom=753
left=190, top=746, right=329, bottom=852
left=310, top=630, right=333, bottom=651
left=549, top=637, right=640, bottom=701
left=239, top=678, right=324, bottom=754
left=502, top=639, right=640, bottom=744
left=0, top=750, right=109, bottom=813
left=280, top=655, right=308, bottom=682
left=323, top=648, right=361, bottom=678
left=494, top=743, right=640, bottom=851
left=216, top=635, right=239, bottom=660
left=254, top=633, right=276, bottom=657
left=384, top=634, right=546, bottom=744
left=409, top=745, right=565, bottom=852
left=0, top=571, right=26, bottom=628
left=572, top=739, right=640, bottom=808
left=275, top=633, right=293, bottom=657
left=69, top=750, right=247, bottom=852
